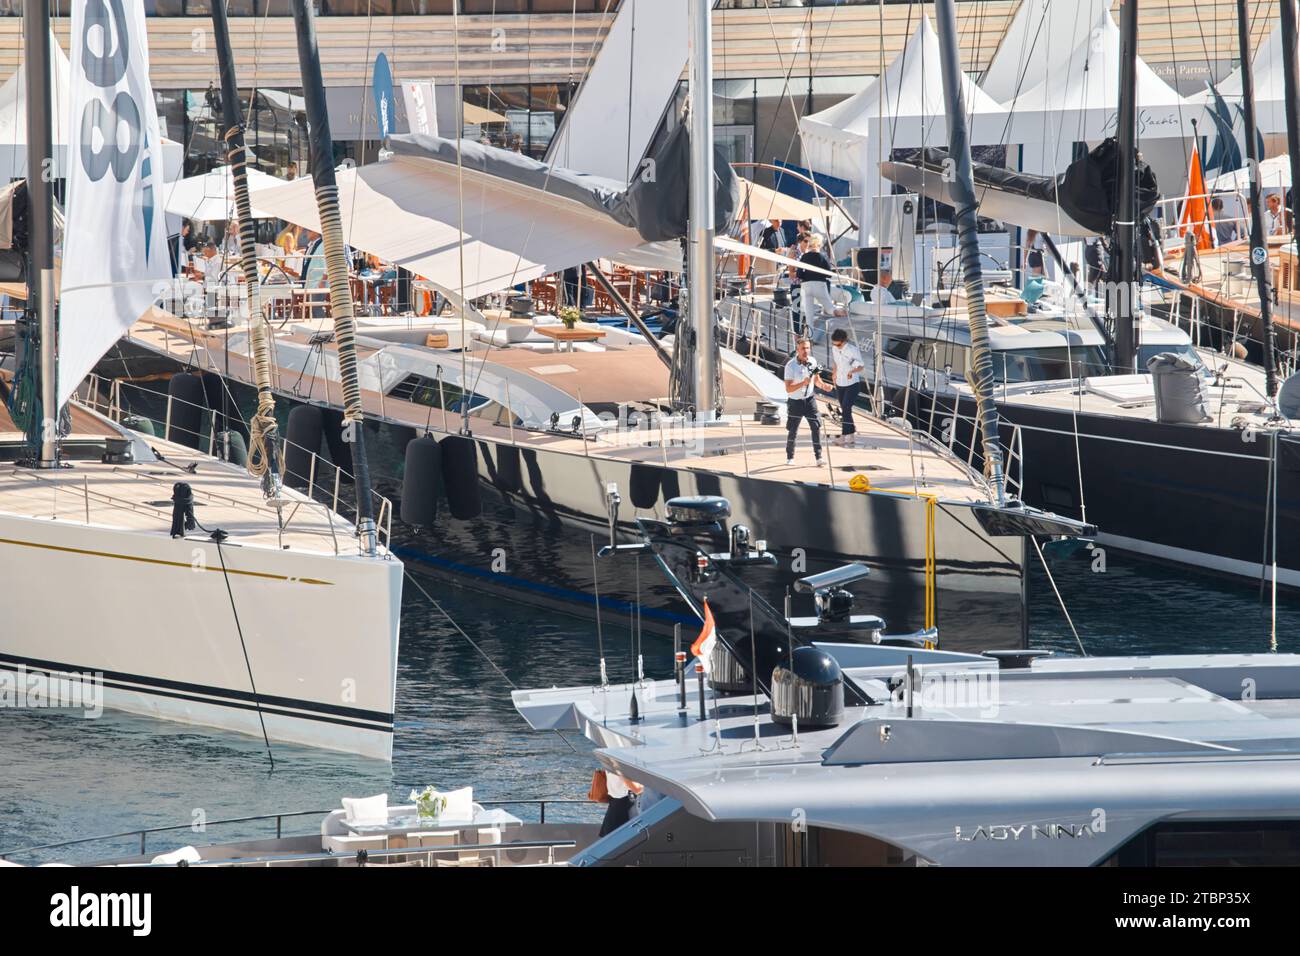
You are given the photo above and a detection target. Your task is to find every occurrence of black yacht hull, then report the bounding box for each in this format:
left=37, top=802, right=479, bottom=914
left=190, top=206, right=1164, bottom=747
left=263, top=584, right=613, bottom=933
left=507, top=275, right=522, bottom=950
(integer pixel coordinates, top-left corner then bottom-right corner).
left=891, top=386, right=1298, bottom=587
left=100, top=346, right=1029, bottom=653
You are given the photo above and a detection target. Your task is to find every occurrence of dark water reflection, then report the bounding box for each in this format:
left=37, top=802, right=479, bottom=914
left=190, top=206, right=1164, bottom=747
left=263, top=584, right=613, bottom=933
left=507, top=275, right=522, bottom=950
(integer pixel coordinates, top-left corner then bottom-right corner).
left=0, top=547, right=1295, bottom=862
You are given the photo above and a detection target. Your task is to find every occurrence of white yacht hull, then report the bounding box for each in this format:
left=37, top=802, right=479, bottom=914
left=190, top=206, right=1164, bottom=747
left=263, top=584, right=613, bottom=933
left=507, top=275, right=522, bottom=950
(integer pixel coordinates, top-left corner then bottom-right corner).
left=0, top=510, right=402, bottom=760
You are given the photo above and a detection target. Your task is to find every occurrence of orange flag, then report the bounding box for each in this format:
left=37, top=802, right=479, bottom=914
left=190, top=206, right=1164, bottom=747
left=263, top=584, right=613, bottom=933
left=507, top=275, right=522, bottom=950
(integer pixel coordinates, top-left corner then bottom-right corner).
left=1179, top=146, right=1213, bottom=251
left=689, top=598, right=717, bottom=672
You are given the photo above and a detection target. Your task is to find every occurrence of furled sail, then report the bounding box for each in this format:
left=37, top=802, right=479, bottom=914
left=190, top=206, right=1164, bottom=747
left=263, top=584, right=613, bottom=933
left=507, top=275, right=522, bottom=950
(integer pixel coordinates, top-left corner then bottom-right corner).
left=881, top=138, right=1159, bottom=238
left=58, top=0, right=171, bottom=409
left=252, top=128, right=737, bottom=301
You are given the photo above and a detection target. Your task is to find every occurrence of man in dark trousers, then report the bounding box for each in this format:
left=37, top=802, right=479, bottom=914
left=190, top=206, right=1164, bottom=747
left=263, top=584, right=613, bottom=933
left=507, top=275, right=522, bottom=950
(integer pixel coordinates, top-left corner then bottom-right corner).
left=783, top=336, right=833, bottom=466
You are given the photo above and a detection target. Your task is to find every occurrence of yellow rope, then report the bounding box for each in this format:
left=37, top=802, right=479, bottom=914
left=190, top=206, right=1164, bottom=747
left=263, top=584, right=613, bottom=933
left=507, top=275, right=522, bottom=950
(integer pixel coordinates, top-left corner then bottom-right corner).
left=846, top=475, right=937, bottom=639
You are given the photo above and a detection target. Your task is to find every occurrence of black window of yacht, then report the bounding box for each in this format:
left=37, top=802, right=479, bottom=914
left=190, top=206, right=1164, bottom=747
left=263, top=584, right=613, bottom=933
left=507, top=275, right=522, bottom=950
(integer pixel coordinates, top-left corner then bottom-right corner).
left=992, top=346, right=1108, bottom=383
left=1109, top=820, right=1300, bottom=866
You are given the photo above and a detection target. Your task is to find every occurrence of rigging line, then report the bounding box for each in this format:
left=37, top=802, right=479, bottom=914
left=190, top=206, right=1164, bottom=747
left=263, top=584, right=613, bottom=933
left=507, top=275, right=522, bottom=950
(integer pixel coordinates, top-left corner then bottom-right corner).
left=590, top=534, right=607, bottom=685
left=342, top=0, right=378, bottom=260
left=751, top=0, right=840, bottom=239
left=401, top=570, right=580, bottom=756
left=1038, top=8, right=1090, bottom=524
left=461, top=0, right=617, bottom=407
left=451, top=0, right=469, bottom=436
left=1030, top=535, right=1088, bottom=657
left=214, top=536, right=276, bottom=769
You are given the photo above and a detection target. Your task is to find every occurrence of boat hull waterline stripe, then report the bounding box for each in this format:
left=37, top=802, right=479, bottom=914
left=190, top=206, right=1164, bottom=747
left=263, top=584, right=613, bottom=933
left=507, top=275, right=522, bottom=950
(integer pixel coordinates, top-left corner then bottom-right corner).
left=0, top=652, right=393, bottom=731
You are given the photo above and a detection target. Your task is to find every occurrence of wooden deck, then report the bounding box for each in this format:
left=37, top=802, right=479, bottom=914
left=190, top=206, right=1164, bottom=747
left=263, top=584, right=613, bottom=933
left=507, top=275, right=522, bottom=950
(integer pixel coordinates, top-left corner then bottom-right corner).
left=127, top=312, right=992, bottom=504
left=0, top=404, right=370, bottom=558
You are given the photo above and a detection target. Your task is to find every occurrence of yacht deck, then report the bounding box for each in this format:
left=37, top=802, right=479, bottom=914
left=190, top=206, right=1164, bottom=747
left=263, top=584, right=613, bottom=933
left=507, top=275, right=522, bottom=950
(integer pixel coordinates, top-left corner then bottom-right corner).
left=126, top=311, right=994, bottom=504
left=0, top=401, right=375, bottom=558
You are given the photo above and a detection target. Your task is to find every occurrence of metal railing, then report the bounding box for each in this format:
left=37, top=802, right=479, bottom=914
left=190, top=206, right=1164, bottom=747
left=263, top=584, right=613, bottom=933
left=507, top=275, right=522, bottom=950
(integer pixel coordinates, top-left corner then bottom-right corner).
left=73, top=373, right=394, bottom=555
left=0, top=799, right=597, bottom=864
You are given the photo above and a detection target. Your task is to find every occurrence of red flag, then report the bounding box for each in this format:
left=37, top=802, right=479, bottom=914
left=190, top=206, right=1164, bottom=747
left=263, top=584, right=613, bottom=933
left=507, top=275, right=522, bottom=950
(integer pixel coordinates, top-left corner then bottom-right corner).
left=690, top=598, right=717, bottom=672
left=1179, top=146, right=1213, bottom=251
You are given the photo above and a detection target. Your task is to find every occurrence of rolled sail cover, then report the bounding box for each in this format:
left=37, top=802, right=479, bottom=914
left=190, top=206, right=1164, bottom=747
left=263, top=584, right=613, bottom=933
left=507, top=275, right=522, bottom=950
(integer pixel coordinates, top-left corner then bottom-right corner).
left=880, top=137, right=1158, bottom=237
left=387, top=127, right=738, bottom=244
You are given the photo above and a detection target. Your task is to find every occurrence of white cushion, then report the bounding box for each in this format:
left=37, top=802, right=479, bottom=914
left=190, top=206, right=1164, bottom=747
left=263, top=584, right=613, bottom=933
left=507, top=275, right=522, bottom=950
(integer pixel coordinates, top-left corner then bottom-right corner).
left=151, top=846, right=202, bottom=865
left=342, top=793, right=389, bottom=827
left=442, top=786, right=474, bottom=823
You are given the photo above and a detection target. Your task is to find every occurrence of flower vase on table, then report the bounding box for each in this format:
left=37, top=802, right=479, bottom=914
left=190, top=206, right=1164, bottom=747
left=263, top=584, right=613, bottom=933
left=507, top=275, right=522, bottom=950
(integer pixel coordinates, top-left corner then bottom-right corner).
left=410, top=786, right=448, bottom=824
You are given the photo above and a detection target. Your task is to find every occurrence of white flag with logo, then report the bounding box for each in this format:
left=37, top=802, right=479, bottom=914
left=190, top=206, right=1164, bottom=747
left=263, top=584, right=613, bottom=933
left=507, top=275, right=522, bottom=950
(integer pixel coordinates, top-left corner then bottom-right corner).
left=400, top=81, right=437, bottom=137
left=59, top=0, right=170, bottom=410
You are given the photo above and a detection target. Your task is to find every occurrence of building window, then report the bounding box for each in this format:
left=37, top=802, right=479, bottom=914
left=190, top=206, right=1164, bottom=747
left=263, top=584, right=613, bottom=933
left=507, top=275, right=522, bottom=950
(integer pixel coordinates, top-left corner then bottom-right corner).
left=462, top=82, right=572, bottom=159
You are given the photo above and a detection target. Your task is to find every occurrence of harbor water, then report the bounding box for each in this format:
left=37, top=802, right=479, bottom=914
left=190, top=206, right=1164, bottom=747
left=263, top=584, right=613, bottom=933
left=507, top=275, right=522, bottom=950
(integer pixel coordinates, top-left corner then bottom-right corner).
left=1, top=548, right=1296, bottom=864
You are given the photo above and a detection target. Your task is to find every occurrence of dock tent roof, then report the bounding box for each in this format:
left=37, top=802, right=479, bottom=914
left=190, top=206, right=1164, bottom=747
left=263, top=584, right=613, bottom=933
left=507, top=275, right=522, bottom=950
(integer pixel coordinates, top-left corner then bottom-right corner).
left=1189, top=21, right=1288, bottom=134
left=1002, top=8, right=1200, bottom=148
left=979, top=0, right=1112, bottom=105
left=798, top=13, right=1007, bottom=234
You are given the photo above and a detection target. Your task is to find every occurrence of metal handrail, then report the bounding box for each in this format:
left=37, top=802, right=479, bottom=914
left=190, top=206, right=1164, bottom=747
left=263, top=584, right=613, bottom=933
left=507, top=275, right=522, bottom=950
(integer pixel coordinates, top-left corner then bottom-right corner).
left=0, top=798, right=597, bottom=861
left=77, top=373, right=394, bottom=553
left=126, top=839, right=579, bottom=868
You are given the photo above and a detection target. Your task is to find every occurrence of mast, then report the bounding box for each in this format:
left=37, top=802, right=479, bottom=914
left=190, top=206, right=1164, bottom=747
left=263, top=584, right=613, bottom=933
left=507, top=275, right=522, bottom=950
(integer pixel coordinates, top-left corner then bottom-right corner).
left=686, top=0, right=717, bottom=420
left=22, top=0, right=57, bottom=467
left=211, top=0, right=282, bottom=493
left=1113, top=0, right=1141, bottom=373
left=1282, top=0, right=1300, bottom=265
left=933, top=0, right=1005, bottom=503
left=290, top=0, right=379, bottom=555
left=1239, top=0, right=1280, bottom=398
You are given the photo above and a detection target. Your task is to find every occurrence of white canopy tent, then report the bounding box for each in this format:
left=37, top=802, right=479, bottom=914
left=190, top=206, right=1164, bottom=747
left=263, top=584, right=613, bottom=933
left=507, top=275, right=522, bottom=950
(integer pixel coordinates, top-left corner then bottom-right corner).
left=1190, top=21, right=1288, bottom=135
left=0, top=32, right=72, bottom=181
left=162, top=166, right=288, bottom=222
left=1002, top=9, right=1203, bottom=178
left=798, top=14, right=1009, bottom=239
left=979, top=0, right=1112, bottom=105
left=1208, top=154, right=1292, bottom=192
left=251, top=151, right=662, bottom=302
left=0, top=35, right=183, bottom=183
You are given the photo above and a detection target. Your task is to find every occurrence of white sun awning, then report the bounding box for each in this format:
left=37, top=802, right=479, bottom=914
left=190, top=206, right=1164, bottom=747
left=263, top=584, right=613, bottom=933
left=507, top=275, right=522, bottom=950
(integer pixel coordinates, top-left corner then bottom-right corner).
left=252, top=147, right=652, bottom=300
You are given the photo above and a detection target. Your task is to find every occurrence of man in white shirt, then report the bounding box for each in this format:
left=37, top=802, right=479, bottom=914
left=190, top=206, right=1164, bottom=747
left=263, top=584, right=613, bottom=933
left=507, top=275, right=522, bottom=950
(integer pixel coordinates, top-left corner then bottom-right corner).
left=783, top=336, right=834, bottom=466
left=871, top=268, right=898, bottom=305
left=829, top=328, right=865, bottom=447
left=1266, top=193, right=1287, bottom=237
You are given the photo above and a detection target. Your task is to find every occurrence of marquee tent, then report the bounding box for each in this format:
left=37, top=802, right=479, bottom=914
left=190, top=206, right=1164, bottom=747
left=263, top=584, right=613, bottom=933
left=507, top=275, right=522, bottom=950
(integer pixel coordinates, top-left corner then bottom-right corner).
left=798, top=14, right=1008, bottom=238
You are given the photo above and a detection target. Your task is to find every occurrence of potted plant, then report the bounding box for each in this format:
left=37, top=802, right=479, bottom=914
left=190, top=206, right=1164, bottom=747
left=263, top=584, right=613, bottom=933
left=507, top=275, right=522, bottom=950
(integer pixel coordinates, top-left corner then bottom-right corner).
left=409, top=785, right=448, bottom=821
left=558, top=305, right=581, bottom=330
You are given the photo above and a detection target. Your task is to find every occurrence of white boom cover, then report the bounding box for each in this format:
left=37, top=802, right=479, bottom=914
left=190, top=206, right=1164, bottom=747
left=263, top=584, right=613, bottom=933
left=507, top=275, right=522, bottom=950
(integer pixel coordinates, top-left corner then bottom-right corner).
left=252, top=152, right=650, bottom=301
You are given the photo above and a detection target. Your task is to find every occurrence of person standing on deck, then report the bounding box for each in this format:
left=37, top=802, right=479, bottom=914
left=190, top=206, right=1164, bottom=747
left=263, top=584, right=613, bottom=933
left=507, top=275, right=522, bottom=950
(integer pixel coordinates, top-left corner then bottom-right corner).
left=784, top=336, right=833, bottom=466
left=829, top=329, right=865, bottom=447
left=797, top=234, right=845, bottom=329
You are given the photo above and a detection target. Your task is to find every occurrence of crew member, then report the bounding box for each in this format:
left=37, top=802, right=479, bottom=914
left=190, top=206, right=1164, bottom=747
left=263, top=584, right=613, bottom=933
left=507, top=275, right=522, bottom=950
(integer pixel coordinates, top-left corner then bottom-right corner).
left=829, top=328, right=865, bottom=447
left=783, top=336, right=833, bottom=466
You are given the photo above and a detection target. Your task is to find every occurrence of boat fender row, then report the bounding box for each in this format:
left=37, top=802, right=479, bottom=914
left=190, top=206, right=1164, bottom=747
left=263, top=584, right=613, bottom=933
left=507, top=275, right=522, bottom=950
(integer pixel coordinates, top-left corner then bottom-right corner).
left=401, top=433, right=482, bottom=526
left=284, top=404, right=324, bottom=490
left=629, top=463, right=682, bottom=511
left=165, top=372, right=205, bottom=450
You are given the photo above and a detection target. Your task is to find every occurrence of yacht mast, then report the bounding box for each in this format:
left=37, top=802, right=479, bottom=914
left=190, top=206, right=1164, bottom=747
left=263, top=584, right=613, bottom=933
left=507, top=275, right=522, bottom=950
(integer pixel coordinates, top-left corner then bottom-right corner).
left=290, top=0, right=379, bottom=555
left=1237, top=0, right=1280, bottom=398
left=1282, top=0, right=1300, bottom=272
left=210, top=0, right=282, bottom=493
left=933, top=0, right=1005, bottom=503
left=1113, top=0, right=1140, bottom=373
left=22, top=0, right=58, bottom=468
left=686, top=0, right=717, bottom=420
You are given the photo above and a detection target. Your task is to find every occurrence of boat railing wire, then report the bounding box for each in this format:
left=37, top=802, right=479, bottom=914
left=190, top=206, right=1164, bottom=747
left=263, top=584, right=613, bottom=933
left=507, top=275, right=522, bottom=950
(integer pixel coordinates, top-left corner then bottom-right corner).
left=73, top=373, right=394, bottom=556
left=0, top=799, right=600, bottom=865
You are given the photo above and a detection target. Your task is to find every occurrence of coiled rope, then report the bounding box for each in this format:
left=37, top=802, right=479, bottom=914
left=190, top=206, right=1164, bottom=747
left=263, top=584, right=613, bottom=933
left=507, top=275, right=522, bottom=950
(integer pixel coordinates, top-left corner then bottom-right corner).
left=223, top=124, right=282, bottom=488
